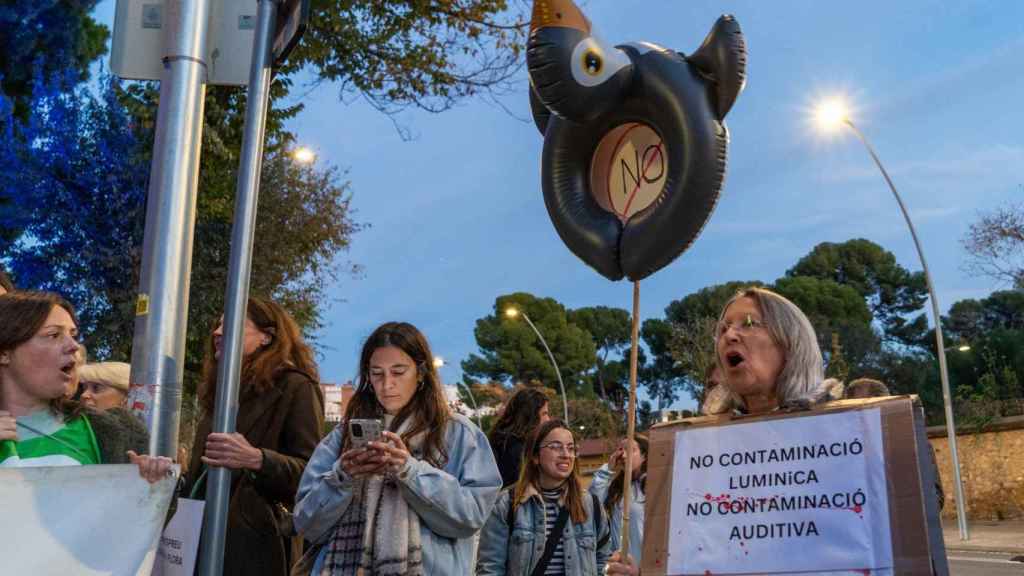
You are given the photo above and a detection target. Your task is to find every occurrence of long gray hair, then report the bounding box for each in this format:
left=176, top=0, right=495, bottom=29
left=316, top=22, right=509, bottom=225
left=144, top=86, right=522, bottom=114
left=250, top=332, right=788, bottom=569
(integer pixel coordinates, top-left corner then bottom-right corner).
left=715, top=287, right=824, bottom=409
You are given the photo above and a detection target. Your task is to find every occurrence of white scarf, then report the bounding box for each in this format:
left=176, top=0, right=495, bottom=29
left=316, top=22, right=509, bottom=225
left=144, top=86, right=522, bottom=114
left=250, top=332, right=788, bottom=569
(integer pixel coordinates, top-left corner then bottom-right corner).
left=321, top=416, right=425, bottom=576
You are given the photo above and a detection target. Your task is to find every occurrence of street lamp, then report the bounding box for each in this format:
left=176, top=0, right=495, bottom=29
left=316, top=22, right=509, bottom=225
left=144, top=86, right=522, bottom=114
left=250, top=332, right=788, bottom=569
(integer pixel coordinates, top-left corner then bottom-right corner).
left=291, top=146, right=316, bottom=164
left=504, top=307, right=570, bottom=423
left=814, top=97, right=970, bottom=540
left=945, top=343, right=971, bottom=353
left=434, top=356, right=482, bottom=428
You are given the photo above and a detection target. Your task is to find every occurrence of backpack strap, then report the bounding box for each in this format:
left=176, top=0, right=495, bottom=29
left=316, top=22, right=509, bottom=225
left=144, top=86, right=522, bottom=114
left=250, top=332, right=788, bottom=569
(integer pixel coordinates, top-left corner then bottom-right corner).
left=530, top=506, right=570, bottom=576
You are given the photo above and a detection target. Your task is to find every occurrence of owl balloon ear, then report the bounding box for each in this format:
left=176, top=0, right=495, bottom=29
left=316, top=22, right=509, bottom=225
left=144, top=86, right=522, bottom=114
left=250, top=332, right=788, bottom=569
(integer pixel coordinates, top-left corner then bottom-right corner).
left=684, top=15, right=747, bottom=120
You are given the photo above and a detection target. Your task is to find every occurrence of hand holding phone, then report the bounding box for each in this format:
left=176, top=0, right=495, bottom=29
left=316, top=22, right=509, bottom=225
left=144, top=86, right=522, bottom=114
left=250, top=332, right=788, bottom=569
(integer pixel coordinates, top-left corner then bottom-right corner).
left=340, top=419, right=386, bottom=478
left=348, top=419, right=383, bottom=449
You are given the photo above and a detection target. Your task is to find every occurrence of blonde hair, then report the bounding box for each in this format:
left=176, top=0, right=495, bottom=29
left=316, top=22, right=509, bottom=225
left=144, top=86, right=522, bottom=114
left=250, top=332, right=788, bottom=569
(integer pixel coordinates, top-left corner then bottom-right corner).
left=78, top=362, right=131, bottom=393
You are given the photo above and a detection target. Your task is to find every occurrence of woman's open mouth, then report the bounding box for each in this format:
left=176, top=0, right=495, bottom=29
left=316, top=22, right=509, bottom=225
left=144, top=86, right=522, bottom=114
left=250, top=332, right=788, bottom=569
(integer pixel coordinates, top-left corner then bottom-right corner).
left=725, top=351, right=746, bottom=368
left=59, top=360, right=76, bottom=380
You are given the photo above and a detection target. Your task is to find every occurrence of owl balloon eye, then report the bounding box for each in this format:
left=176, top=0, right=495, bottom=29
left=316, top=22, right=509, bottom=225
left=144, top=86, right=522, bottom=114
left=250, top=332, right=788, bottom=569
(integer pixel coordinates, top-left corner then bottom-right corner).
left=583, top=51, right=603, bottom=76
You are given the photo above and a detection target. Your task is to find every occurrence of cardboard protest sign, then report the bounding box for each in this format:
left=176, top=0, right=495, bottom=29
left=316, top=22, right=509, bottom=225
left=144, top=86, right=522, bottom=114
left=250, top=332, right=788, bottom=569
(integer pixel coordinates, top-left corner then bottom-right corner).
left=643, top=396, right=948, bottom=576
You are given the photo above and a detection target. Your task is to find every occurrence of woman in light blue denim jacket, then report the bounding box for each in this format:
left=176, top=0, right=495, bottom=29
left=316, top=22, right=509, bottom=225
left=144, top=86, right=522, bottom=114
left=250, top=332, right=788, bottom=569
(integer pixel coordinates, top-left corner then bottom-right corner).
left=292, top=322, right=501, bottom=575
left=477, top=419, right=612, bottom=576
left=587, top=435, right=648, bottom=567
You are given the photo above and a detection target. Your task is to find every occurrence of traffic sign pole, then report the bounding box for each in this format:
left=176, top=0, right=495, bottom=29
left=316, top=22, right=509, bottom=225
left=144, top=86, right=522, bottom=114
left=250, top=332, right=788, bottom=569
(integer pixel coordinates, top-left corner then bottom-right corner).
left=197, top=1, right=279, bottom=573
left=128, top=0, right=213, bottom=458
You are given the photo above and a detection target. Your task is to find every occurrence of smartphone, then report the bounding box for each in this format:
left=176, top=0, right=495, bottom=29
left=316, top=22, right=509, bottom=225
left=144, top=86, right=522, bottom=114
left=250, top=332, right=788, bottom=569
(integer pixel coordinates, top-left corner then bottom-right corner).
left=348, top=418, right=383, bottom=449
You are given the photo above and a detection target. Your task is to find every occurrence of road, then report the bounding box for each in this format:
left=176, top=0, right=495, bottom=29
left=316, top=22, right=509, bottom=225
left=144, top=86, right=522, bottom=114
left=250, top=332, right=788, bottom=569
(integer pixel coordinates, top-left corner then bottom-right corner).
left=948, top=551, right=1024, bottom=575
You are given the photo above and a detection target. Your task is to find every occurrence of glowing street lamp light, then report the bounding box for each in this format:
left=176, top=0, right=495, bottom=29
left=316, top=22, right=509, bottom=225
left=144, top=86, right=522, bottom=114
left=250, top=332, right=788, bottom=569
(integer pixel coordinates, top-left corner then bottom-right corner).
left=812, top=97, right=970, bottom=540
left=504, top=307, right=570, bottom=423
left=291, top=146, right=316, bottom=164
left=433, top=355, right=482, bottom=428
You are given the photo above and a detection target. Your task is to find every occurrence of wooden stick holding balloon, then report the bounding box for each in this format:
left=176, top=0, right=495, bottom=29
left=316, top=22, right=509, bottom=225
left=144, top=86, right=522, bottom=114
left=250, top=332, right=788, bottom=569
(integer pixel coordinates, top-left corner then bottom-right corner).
left=526, top=0, right=747, bottom=563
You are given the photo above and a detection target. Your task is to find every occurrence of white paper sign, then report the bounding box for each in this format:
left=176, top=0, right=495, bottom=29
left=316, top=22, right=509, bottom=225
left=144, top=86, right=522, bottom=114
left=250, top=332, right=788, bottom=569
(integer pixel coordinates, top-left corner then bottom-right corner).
left=668, top=409, right=893, bottom=575
left=153, top=497, right=205, bottom=576
left=0, top=464, right=177, bottom=576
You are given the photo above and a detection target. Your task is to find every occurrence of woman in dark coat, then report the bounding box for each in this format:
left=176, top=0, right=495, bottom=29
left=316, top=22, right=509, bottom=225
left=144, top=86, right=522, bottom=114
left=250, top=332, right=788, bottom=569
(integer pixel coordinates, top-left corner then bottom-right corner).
left=184, top=296, right=325, bottom=576
left=488, top=386, right=551, bottom=487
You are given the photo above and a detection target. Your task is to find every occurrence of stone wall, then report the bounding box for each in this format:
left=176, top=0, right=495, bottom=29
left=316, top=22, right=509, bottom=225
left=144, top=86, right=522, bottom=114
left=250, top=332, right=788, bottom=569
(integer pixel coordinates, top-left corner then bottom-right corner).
left=928, top=415, right=1024, bottom=520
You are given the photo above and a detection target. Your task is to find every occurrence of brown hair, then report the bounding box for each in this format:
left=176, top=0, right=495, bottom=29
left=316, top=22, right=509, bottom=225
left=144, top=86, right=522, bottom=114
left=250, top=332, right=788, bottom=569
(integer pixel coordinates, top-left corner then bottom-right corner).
left=0, top=291, right=82, bottom=417
left=0, top=267, right=13, bottom=292
left=604, top=434, right=649, bottom=514
left=342, top=322, right=450, bottom=468
left=844, top=378, right=890, bottom=399
left=199, top=296, right=319, bottom=413
left=489, top=386, right=550, bottom=441
left=513, top=419, right=588, bottom=525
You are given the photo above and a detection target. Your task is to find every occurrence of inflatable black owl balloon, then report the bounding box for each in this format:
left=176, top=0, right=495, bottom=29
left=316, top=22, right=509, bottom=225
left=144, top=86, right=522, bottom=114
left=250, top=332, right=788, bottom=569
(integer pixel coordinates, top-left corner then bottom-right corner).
left=528, top=0, right=747, bottom=281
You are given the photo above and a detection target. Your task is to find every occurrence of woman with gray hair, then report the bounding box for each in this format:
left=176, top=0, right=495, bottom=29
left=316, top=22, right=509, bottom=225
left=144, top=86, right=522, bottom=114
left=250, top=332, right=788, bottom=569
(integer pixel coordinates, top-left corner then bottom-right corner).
left=710, top=287, right=833, bottom=415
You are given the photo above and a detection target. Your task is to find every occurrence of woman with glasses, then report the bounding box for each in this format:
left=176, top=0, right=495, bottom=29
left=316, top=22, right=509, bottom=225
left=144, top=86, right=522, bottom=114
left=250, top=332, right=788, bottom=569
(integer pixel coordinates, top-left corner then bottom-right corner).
left=293, top=321, right=502, bottom=575
left=477, top=418, right=612, bottom=576
left=710, top=287, right=833, bottom=415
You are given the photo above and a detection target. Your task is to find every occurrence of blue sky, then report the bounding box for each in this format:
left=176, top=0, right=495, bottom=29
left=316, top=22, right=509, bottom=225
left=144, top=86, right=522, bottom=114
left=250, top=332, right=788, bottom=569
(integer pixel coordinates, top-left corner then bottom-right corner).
left=95, top=1, right=1023, bottom=410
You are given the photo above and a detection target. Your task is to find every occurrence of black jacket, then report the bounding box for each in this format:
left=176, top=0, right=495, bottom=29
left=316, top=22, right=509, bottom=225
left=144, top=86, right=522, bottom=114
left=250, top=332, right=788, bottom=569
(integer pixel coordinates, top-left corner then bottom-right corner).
left=489, top=431, right=526, bottom=488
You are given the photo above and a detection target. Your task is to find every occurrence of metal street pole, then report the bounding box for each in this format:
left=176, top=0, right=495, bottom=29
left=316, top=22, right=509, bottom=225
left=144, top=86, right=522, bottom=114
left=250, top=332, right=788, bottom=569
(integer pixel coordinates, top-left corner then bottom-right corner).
left=520, top=311, right=570, bottom=424
left=458, top=381, right=484, bottom=429
left=128, top=0, right=213, bottom=457
left=197, top=1, right=279, bottom=574
left=844, top=119, right=970, bottom=541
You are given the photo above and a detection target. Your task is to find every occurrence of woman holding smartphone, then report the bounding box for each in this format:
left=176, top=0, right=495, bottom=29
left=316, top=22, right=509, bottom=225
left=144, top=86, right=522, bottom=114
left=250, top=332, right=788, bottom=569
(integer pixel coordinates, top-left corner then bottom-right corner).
left=293, top=321, right=502, bottom=575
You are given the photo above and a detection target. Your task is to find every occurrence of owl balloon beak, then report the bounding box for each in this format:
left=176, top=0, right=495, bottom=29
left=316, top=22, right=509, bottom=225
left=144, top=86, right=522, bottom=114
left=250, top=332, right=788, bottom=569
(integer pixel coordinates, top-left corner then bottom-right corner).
left=530, top=0, right=591, bottom=34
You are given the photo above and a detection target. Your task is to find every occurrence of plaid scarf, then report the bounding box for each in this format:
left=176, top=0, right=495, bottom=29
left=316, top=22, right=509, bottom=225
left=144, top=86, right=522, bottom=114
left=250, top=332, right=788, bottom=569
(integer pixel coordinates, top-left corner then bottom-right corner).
left=320, top=418, right=425, bottom=576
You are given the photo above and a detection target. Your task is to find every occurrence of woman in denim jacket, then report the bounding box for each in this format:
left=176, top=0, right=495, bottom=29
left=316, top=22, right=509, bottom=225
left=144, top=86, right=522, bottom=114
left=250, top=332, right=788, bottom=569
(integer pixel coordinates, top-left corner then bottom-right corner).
left=587, top=435, right=647, bottom=567
left=292, top=322, right=502, bottom=575
left=477, top=419, right=612, bottom=576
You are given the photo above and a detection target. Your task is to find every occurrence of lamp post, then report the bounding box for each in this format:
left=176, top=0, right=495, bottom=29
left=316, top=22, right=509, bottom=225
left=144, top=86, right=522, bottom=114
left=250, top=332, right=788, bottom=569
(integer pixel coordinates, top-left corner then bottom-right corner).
left=815, top=99, right=970, bottom=540
left=434, top=356, right=483, bottom=428
left=505, top=307, right=570, bottom=423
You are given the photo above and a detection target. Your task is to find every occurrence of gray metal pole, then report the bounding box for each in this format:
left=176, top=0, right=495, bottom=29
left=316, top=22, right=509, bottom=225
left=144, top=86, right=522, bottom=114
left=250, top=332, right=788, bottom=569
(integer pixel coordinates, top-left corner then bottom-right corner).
left=457, top=380, right=484, bottom=429
left=197, top=1, right=278, bottom=574
left=845, top=120, right=970, bottom=541
left=521, top=312, right=570, bottom=424
left=128, top=0, right=212, bottom=457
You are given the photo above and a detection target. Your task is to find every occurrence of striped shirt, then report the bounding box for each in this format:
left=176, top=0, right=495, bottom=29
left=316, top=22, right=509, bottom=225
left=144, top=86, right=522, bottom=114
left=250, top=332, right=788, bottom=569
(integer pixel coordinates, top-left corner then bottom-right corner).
left=542, top=488, right=566, bottom=576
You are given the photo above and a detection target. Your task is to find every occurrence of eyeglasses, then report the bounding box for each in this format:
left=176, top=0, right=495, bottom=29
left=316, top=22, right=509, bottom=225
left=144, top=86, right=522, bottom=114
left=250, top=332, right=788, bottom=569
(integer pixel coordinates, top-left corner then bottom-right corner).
left=540, top=442, right=577, bottom=456
left=716, top=314, right=767, bottom=338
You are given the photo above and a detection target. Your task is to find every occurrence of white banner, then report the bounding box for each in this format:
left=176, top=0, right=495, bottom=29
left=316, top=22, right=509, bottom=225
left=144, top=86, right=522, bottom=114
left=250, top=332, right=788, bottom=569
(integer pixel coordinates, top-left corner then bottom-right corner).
left=668, top=409, right=893, bottom=575
left=0, top=464, right=177, bottom=576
